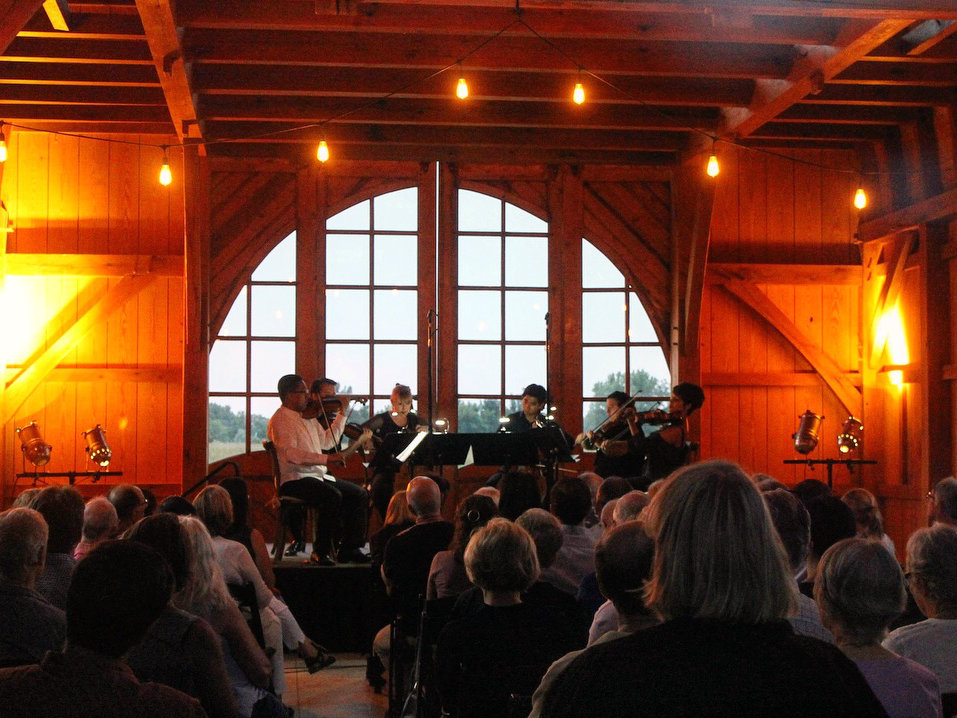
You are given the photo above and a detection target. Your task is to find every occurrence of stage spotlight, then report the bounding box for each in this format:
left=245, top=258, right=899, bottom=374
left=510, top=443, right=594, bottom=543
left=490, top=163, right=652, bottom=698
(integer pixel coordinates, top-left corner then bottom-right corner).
left=16, top=421, right=52, bottom=467
left=82, top=424, right=112, bottom=467
left=837, top=416, right=864, bottom=455
left=793, top=410, right=823, bottom=455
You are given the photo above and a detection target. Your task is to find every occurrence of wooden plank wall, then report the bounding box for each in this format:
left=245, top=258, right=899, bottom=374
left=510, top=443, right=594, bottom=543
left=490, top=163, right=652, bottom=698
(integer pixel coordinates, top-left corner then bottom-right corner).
left=700, top=146, right=863, bottom=486
left=0, top=131, right=184, bottom=504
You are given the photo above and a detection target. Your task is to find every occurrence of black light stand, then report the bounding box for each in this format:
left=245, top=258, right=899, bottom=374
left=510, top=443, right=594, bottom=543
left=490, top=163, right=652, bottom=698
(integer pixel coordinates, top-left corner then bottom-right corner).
left=782, top=458, right=877, bottom=489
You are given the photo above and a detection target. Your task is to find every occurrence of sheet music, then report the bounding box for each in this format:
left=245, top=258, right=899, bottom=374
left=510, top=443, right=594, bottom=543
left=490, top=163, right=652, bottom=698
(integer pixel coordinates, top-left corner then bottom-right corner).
left=396, top=430, right=428, bottom=463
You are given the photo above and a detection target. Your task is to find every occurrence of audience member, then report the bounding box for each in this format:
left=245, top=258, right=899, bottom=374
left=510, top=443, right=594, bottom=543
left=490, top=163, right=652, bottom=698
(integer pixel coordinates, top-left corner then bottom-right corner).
left=219, top=478, right=275, bottom=591
left=436, top=519, right=583, bottom=718
left=472, top=486, right=500, bottom=506
left=141, top=487, right=157, bottom=517
left=0, top=508, right=65, bottom=666
left=11, top=489, right=41, bottom=509
left=370, top=490, right=415, bottom=569
left=108, top=484, right=148, bottom=535
left=753, top=473, right=787, bottom=492
left=0, top=540, right=205, bottom=718
left=791, top=478, right=831, bottom=504
left=125, top=514, right=239, bottom=718
left=73, top=497, right=118, bottom=560
left=578, top=472, right=604, bottom=528
left=546, top=476, right=597, bottom=595
left=800, top=495, right=857, bottom=596
left=763, top=489, right=834, bottom=643
left=611, top=490, right=649, bottom=525
left=843, top=488, right=895, bottom=556
left=884, top=525, right=957, bottom=696
left=927, top=477, right=957, bottom=528
left=32, top=486, right=83, bottom=610
left=594, top=477, right=631, bottom=518
left=599, top=499, right=618, bottom=531
left=816, top=538, right=941, bottom=718
left=427, top=494, right=497, bottom=600
left=497, top=471, right=542, bottom=521
left=531, top=521, right=658, bottom=717
left=159, top=495, right=197, bottom=516
left=539, top=460, right=885, bottom=718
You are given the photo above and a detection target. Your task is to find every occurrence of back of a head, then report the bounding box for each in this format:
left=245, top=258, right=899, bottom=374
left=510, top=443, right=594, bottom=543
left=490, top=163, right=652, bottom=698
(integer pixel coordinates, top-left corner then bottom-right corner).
left=159, top=495, right=197, bottom=517
left=596, top=476, right=631, bottom=513
left=465, top=517, right=539, bottom=593
left=219, top=477, right=250, bottom=529
left=384, top=490, right=414, bottom=526
left=67, top=540, right=173, bottom=658
left=932, top=476, right=957, bottom=524
left=806, top=496, right=857, bottom=560
left=33, top=486, right=84, bottom=554
left=906, top=524, right=957, bottom=611
left=12, top=488, right=41, bottom=509
left=407, top=476, right=441, bottom=517
left=613, top=491, right=650, bottom=524
left=108, top=484, right=145, bottom=523
left=596, top=521, right=655, bottom=616
left=763, top=489, right=811, bottom=571
left=193, top=484, right=234, bottom=537
left=754, top=475, right=788, bottom=493
left=841, top=488, right=884, bottom=539
left=473, top=486, right=500, bottom=506
left=790, top=478, right=831, bottom=505
left=644, top=460, right=795, bottom=623
left=815, top=538, right=904, bottom=644
left=81, top=497, right=118, bottom=542
left=497, top=471, right=542, bottom=521
left=452, top=495, right=498, bottom=559
left=176, top=516, right=232, bottom=615
left=550, top=476, right=592, bottom=526
left=516, top=508, right=563, bottom=569
left=126, top=513, right=191, bottom=592
left=578, top=472, right=603, bottom=502
left=0, top=508, right=48, bottom=583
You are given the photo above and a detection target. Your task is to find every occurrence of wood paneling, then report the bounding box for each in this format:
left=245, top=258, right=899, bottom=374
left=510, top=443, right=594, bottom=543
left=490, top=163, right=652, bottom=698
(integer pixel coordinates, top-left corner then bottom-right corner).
left=1, top=132, right=184, bottom=502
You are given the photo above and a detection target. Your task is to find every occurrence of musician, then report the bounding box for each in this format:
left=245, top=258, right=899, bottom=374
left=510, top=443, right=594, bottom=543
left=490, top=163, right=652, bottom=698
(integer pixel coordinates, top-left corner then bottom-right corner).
left=308, top=377, right=345, bottom=442
left=577, top=391, right=645, bottom=481
left=601, top=382, right=705, bottom=489
left=362, top=384, right=425, bottom=521
left=502, top=383, right=550, bottom=432
left=267, top=374, right=372, bottom=565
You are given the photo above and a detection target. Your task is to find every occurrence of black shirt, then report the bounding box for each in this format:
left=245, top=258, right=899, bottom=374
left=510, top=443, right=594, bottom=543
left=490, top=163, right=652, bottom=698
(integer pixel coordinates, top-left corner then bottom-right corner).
left=383, top=520, right=454, bottom=617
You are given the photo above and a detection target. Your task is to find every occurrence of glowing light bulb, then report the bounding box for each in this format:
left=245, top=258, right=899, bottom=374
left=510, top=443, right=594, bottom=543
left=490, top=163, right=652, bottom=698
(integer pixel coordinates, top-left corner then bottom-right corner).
left=158, top=158, right=172, bottom=186
left=456, top=77, right=469, bottom=100
left=854, top=187, right=867, bottom=209
left=573, top=82, right=585, bottom=105
left=0, top=131, right=6, bottom=163
left=317, top=140, right=329, bottom=163
left=707, top=154, right=720, bottom=177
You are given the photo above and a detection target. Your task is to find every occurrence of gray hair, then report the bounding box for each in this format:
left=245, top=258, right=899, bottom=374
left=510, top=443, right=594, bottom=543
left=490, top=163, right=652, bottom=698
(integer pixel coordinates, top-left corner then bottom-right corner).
left=613, top=491, right=649, bottom=524
left=0, top=508, right=48, bottom=582
left=82, top=497, right=119, bottom=542
left=932, top=477, right=957, bottom=523
left=906, top=524, right=957, bottom=612
left=516, top=508, right=563, bottom=569
left=815, top=538, right=904, bottom=644
left=465, top=518, right=540, bottom=593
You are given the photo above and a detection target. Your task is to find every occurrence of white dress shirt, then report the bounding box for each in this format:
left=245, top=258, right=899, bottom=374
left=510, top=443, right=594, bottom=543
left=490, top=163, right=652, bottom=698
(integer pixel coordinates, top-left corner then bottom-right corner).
left=266, top=405, right=346, bottom=485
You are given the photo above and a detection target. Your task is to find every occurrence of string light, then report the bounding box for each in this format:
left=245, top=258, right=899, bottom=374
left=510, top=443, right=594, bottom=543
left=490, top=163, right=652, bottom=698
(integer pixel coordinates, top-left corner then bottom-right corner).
left=317, top=139, right=330, bottom=163
left=0, top=122, right=7, bottom=163
left=456, top=76, right=469, bottom=100
left=158, top=147, right=172, bottom=186
left=706, top=151, right=719, bottom=177
left=573, top=81, right=585, bottom=105
left=854, top=186, right=867, bottom=209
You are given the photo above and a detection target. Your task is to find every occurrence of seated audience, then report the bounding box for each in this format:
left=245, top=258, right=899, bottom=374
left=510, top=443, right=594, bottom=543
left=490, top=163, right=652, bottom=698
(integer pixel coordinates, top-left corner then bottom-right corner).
left=472, top=486, right=500, bottom=506
left=427, top=494, right=497, bottom=600
left=219, top=478, right=275, bottom=591
left=578, top=472, right=604, bottom=528
left=160, top=495, right=198, bottom=516
left=815, top=538, right=941, bottom=718
left=611, top=490, right=649, bottom=525
left=791, top=478, right=832, bottom=504
left=11, top=489, right=41, bottom=509
left=599, top=499, right=618, bottom=531
left=928, top=477, right=957, bottom=528
left=531, top=521, right=658, bottom=717
left=545, top=476, right=597, bottom=595
left=799, top=495, right=857, bottom=596
left=0, top=508, right=65, bottom=666
left=497, top=471, right=542, bottom=521
left=0, top=540, right=205, bottom=718
left=843, top=488, right=895, bottom=556
left=126, top=514, right=240, bottom=718
left=884, top=525, right=957, bottom=696
left=32, top=486, right=84, bottom=610
left=175, top=517, right=280, bottom=718
left=763, top=489, right=834, bottom=642
left=594, top=477, right=631, bottom=519
left=73, top=497, right=118, bottom=560
left=108, top=484, right=148, bottom=534
left=539, top=460, right=885, bottom=718
left=436, top=518, right=583, bottom=718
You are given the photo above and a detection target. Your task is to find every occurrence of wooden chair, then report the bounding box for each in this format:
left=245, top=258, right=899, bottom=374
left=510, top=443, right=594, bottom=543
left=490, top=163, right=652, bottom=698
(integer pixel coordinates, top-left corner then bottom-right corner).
left=263, top=440, right=317, bottom=563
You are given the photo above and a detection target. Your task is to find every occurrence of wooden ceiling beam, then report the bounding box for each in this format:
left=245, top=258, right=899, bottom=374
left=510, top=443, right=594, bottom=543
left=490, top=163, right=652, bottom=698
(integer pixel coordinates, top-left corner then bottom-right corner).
left=42, top=0, right=71, bottom=31
left=183, top=31, right=795, bottom=79
left=721, top=18, right=912, bottom=138
left=2, top=36, right=153, bottom=63
left=69, top=3, right=139, bottom=15
left=197, top=97, right=716, bottom=131
left=747, top=121, right=889, bottom=141
left=0, top=84, right=167, bottom=105
left=812, top=84, right=957, bottom=107
left=0, top=0, right=44, bottom=55
left=19, top=11, right=144, bottom=37
left=0, top=104, right=172, bottom=122
left=179, top=2, right=841, bottom=45
left=0, top=60, right=160, bottom=85
left=191, top=65, right=755, bottom=107
left=778, top=104, right=921, bottom=124
left=135, top=0, right=203, bottom=143
left=832, top=62, right=956, bottom=85
left=0, top=120, right=174, bottom=134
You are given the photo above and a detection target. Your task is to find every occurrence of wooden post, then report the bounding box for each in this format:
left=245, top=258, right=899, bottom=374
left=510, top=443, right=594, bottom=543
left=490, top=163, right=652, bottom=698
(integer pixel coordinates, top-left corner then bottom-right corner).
left=437, top=163, right=458, bottom=427
left=296, top=167, right=320, bottom=381
left=182, top=146, right=211, bottom=488
left=417, top=162, right=437, bottom=421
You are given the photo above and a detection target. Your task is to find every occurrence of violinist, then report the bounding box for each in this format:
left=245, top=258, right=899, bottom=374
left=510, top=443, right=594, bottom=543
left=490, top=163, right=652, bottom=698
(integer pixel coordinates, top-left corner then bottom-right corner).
left=576, top=391, right=645, bottom=481
left=266, top=374, right=372, bottom=565
left=362, top=384, right=425, bottom=521
left=307, top=377, right=346, bottom=441
left=600, top=382, right=705, bottom=489
left=501, top=383, right=549, bottom=432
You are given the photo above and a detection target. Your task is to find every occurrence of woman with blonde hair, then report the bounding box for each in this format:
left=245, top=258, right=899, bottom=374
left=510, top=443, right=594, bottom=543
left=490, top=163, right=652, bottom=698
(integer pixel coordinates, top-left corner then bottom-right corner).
left=540, top=460, right=885, bottom=718
left=842, top=488, right=895, bottom=555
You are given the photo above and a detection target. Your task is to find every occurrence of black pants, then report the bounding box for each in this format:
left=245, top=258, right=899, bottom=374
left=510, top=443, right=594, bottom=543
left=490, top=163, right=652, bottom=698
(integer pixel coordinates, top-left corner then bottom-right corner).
left=279, top=476, right=369, bottom=554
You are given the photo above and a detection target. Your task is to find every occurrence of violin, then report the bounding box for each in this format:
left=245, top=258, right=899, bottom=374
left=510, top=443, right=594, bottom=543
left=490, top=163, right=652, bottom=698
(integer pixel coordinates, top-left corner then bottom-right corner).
left=302, top=397, right=344, bottom=427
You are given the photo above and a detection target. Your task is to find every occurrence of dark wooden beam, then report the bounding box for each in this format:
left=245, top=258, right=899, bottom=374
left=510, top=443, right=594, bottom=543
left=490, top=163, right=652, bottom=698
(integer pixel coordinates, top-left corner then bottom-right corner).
left=833, top=62, right=956, bottom=86
left=46, top=365, right=182, bottom=383
left=20, top=11, right=144, bottom=37
left=0, top=84, right=167, bottom=105
left=709, top=263, right=862, bottom=284
left=747, top=122, right=888, bottom=140
left=0, top=120, right=175, bottom=134
left=859, top=187, right=957, bottom=242
left=3, top=253, right=183, bottom=276
left=0, top=0, right=44, bottom=55
left=812, top=84, right=957, bottom=107
left=0, top=104, right=172, bottom=122
left=778, top=104, right=920, bottom=124
left=2, top=36, right=153, bottom=63
left=0, top=60, right=160, bottom=85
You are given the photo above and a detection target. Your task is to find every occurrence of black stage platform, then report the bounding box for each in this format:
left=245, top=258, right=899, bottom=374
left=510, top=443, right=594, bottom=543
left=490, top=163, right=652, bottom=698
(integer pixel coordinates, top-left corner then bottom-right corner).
left=274, top=562, right=377, bottom=653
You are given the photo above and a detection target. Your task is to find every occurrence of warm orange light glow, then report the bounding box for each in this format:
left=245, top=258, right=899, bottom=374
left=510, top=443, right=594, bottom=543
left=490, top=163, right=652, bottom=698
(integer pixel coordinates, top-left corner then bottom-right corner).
left=159, top=161, right=172, bottom=186
left=854, top=187, right=867, bottom=209
left=878, top=303, right=909, bottom=387
left=707, top=154, right=720, bottom=177
left=456, top=77, right=469, bottom=100
left=0, top=277, right=94, bottom=366
left=573, top=82, right=585, bottom=105
left=316, top=140, right=329, bottom=163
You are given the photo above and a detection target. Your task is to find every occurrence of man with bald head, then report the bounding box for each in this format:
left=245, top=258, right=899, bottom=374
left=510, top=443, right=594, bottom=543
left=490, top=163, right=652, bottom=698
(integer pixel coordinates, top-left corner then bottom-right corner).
left=0, top=508, right=66, bottom=665
left=73, top=498, right=119, bottom=560
left=107, top=484, right=147, bottom=536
